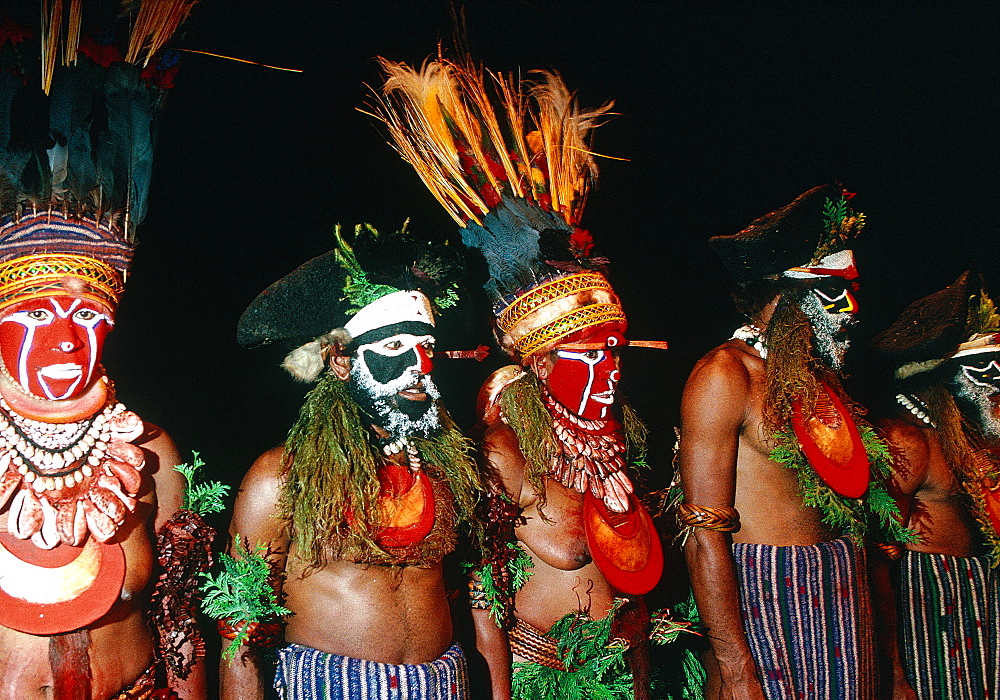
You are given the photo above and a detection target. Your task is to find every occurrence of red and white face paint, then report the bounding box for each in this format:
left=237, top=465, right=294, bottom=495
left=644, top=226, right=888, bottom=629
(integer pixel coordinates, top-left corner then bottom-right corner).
left=546, top=328, right=625, bottom=420
left=0, top=296, right=113, bottom=400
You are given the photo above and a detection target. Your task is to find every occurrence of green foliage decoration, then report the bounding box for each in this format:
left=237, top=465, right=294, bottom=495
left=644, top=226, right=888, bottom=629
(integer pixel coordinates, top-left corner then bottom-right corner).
left=200, top=535, right=291, bottom=660
left=476, top=545, right=534, bottom=628
left=968, top=290, right=1000, bottom=335
left=335, top=223, right=400, bottom=316
left=511, top=601, right=632, bottom=700
left=770, top=423, right=918, bottom=544
left=175, top=452, right=229, bottom=516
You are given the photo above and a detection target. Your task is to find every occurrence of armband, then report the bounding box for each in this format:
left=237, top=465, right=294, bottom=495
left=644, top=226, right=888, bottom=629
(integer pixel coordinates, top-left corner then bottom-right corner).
left=874, top=541, right=905, bottom=561
left=217, top=618, right=285, bottom=648
left=468, top=576, right=491, bottom=610
left=677, top=503, right=741, bottom=532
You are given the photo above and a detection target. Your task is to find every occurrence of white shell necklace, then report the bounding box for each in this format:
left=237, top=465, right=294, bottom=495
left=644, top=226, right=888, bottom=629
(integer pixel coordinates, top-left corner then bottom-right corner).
left=896, top=393, right=936, bottom=427
left=733, top=324, right=768, bottom=359
left=0, top=397, right=116, bottom=489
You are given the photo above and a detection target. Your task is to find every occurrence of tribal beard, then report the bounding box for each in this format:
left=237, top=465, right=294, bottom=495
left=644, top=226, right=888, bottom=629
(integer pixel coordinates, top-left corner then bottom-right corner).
left=345, top=358, right=442, bottom=443
left=798, top=289, right=854, bottom=371
left=949, top=371, right=1000, bottom=442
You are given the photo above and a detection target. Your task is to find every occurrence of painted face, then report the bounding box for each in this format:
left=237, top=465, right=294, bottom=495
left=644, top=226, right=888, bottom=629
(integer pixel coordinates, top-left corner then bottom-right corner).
left=546, top=327, right=625, bottom=420
left=345, top=329, right=442, bottom=440
left=799, top=279, right=859, bottom=370
left=948, top=350, right=1000, bottom=440
left=0, top=296, right=113, bottom=400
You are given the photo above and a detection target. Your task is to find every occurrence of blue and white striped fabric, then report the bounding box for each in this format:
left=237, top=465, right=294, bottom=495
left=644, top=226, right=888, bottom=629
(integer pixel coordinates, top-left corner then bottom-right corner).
left=274, top=641, right=468, bottom=700
left=731, top=536, right=876, bottom=699
left=897, top=550, right=1000, bottom=700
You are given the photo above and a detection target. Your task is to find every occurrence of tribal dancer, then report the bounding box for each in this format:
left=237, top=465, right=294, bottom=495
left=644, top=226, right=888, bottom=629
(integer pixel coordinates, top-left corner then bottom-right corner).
left=220, top=225, right=482, bottom=700
left=369, top=57, right=671, bottom=700
left=678, top=185, right=914, bottom=699
left=0, top=4, right=212, bottom=699
left=873, top=272, right=1000, bottom=700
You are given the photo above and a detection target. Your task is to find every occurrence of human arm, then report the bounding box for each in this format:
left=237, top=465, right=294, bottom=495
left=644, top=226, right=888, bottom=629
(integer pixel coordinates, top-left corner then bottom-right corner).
left=218, top=447, right=290, bottom=700
left=468, top=413, right=529, bottom=700
left=678, top=350, right=765, bottom=700
left=869, top=420, right=930, bottom=699
left=471, top=603, right=513, bottom=700
left=144, top=425, right=208, bottom=700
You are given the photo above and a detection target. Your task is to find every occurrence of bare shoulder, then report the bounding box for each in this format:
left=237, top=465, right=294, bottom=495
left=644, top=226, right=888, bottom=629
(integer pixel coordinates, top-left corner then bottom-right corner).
left=879, top=417, right=931, bottom=454
left=681, top=341, right=760, bottom=425
left=134, top=422, right=185, bottom=527
left=230, top=446, right=288, bottom=547
left=236, top=446, right=286, bottom=511
left=878, top=417, right=932, bottom=494
left=479, top=410, right=527, bottom=503
left=685, top=341, right=758, bottom=396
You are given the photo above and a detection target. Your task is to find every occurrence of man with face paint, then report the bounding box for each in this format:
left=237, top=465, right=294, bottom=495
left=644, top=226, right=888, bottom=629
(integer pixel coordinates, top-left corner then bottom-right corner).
left=872, top=272, right=1000, bottom=700
left=370, top=58, right=675, bottom=700
left=0, top=6, right=212, bottom=700
left=223, top=226, right=482, bottom=700
left=679, top=185, right=914, bottom=700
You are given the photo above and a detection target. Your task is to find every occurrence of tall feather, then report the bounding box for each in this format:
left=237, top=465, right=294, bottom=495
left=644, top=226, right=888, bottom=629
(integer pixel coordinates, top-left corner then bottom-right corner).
left=368, top=56, right=614, bottom=305
left=1, top=1, right=198, bottom=239
left=125, top=0, right=199, bottom=67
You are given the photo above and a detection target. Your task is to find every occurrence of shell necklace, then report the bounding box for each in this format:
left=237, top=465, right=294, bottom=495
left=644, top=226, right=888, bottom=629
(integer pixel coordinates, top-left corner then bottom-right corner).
left=541, top=387, right=634, bottom=514
left=0, top=398, right=146, bottom=549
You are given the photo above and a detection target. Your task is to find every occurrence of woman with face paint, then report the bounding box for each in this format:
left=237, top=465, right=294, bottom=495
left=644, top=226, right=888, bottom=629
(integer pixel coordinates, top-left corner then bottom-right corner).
left=370, top=58, right=681, bottom=700
left=221, top=226, right=483, bottom=700
left=873, top=272, right=1000, bottom=700
left=0, top=5, right=212, bottom=700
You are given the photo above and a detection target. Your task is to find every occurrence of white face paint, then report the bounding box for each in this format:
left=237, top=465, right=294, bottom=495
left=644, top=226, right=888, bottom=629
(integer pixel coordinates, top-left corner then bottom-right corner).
left=346, top=331, right=442, bottom=441
left=798, top=285, right=856, bottom=371
left=950, top=351, right=1000, bottom=440
left=0, top=297, right=113, bottom=400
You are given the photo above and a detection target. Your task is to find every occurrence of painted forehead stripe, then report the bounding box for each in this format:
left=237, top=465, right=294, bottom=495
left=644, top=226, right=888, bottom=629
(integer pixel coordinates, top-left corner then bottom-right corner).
left=784, top=249, right=858, bottom=280
left=343, top=290, right=434, bottom=340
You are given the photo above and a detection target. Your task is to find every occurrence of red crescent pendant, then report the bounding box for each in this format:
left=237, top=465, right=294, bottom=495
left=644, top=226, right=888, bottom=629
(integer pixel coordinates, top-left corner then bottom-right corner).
left=0, top=531, right=125, bottom=634
left=791, top=382, right=870, bottom=498
left=374, top=463, right=436, bottom=549
left=583, top=491, right=663, bottom=595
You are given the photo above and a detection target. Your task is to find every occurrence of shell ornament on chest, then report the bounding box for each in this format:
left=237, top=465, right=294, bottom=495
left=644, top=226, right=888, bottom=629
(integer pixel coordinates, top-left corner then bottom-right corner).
left=540, top=391, right=664, bottom=595
left=0, top=399, right=145, bottom=634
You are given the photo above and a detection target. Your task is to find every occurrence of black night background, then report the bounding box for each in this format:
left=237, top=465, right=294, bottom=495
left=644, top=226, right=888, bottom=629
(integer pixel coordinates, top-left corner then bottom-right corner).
left=96, top=1, right=995, bottom=689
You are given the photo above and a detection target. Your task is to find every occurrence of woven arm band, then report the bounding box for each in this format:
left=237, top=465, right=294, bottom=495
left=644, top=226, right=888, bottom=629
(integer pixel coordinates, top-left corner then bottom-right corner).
left=677, top=503, right=741, bottom=532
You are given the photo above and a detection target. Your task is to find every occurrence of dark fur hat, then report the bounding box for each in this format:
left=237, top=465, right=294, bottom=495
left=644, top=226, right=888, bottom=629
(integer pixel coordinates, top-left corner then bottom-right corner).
left=872, top=272, right=974, bottom=370
left=709, top=184, right=856, bottom=282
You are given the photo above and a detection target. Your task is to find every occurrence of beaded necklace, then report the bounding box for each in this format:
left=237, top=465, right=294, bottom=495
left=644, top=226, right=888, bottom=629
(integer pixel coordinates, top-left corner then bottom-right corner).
left=0, top=397, right=146, bottom=549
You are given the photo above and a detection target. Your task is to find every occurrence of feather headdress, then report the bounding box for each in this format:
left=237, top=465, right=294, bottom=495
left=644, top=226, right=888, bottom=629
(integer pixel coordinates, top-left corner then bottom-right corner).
left=369, top=57, right=633, bottom=359
left=0, top=1, right=198, bottom=308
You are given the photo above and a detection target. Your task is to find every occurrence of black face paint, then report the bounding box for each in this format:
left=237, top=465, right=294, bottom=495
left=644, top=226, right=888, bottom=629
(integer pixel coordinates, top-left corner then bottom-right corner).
left=361, top=347, right=418, bottom=386
left=345, top=330, right=441, bottom=441
left=945, top=351, right=1000, bottom=440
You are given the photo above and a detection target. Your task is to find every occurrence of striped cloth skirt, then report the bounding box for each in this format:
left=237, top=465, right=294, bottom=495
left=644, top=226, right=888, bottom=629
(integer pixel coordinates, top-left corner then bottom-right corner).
left=897, top=550, right=1000, bottom=700
left=274, top=641, right=468, bottom=700
left=732, top=536, right=876, bottom=699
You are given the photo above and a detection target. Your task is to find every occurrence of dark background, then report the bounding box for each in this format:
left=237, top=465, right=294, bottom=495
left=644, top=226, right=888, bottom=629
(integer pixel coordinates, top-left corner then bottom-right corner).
left=104, top=0, right=997, bottom=501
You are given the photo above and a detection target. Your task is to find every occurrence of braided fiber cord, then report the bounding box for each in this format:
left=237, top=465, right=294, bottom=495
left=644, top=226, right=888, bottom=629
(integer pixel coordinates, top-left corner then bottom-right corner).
left=676, top=503, right=741, bottom=532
